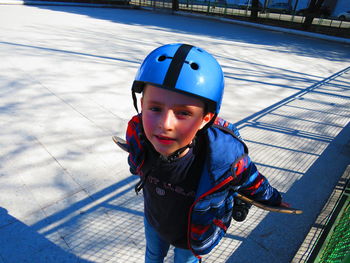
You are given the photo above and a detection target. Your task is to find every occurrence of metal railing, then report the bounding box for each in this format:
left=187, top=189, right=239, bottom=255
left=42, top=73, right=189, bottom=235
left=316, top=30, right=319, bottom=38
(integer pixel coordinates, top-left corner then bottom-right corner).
left=128, top=0, right=350, bottom=34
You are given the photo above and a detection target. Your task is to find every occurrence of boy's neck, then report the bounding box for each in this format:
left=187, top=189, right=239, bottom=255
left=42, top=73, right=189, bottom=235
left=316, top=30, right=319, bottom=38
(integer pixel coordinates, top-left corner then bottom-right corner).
left=159, top=141, right=194, bottom=162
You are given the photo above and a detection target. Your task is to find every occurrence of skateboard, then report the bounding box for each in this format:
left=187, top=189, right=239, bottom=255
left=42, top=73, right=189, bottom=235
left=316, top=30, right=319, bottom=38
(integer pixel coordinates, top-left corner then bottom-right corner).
left=112, top=135, right=129, bottom=152
left=112, top=135, right=303, bottom=215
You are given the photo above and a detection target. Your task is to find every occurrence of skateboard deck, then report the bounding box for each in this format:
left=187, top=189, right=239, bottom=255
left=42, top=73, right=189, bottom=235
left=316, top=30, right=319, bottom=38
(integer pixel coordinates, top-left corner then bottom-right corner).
left=235, top=193, right=302, bottom=214
left=112, top=135, right=303, bottom=215
left=112, top=135, right=129, bottom=152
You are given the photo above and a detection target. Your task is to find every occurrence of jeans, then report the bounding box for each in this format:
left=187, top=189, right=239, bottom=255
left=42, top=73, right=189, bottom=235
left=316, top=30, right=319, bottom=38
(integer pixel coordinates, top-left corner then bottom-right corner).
left=144, top=217, right=199, bottom=263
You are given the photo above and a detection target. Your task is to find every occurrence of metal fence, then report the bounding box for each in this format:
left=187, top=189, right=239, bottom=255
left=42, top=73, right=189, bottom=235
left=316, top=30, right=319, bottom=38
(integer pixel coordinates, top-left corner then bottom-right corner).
left=128, top=0, right=350, bottom=33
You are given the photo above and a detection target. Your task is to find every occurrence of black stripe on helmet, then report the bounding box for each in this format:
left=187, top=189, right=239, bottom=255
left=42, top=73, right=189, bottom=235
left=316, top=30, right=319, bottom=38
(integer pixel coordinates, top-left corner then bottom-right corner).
left=163, top=44, right=193, bottom=89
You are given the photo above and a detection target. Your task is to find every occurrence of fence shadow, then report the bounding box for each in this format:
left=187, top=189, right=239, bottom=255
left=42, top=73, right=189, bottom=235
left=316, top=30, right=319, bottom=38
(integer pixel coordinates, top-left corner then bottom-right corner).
left=1, top=66, right=347, bottom=263
left=222, top=66, right=350, bottom=263
left=0, top=207, right=93, bottom=263
left=27, top=175, right=146, bottom=263
left=0, top=175, right=146, bottom=263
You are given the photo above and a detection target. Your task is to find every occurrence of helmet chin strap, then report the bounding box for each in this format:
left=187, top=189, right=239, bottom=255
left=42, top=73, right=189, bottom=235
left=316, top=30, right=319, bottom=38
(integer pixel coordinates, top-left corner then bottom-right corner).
left=149, top=113, right=216, bottom=163
left=159, top=140, right=195, bottom=163
left=162, top=114, right=216, bottom=162
left=132, top=89, right=214, bottom=163
left=132, top=90, right=140, bottom=114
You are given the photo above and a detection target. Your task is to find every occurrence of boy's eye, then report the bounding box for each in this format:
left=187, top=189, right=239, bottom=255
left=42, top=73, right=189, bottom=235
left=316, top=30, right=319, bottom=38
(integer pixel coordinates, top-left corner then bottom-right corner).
left=176, top=111, right=191, bottom=117
left=149, top=106, right=161, bottom=112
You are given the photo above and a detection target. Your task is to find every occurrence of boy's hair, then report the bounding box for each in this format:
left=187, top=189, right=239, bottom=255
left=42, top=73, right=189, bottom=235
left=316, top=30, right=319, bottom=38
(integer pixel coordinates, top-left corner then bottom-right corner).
left=131, top=43, right=225, bottom=116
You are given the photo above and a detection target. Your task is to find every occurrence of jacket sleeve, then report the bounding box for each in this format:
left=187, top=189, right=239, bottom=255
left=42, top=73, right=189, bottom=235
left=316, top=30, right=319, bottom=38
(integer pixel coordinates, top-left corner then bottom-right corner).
left=214, top=117, right=243, bottom=140
left=232, top=155, right=282, bottom=206
left=125, top=114, right=145, bottom=175
left=213, top=116, right=282, bottom=206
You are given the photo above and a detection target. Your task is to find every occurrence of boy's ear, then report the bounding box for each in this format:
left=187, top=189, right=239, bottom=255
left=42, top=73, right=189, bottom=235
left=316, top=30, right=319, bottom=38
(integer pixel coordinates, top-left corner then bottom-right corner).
left=200, top=112, right=215, bottom=129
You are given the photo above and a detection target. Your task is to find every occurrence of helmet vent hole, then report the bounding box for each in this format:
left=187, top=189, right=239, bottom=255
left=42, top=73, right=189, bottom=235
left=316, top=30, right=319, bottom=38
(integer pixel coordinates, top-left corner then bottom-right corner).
left=158, top=55, right=167, bottom=62
left=190, top=63, right=199, bottom=70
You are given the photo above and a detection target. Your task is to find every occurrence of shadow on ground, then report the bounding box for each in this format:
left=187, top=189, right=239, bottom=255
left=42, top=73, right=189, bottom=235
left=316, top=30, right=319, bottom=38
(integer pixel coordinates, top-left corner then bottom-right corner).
left=0, top=66, right=348, bottom=263
left=0, top=207, right=92, bottom=263
left=1, top=5, right=350, bottom=262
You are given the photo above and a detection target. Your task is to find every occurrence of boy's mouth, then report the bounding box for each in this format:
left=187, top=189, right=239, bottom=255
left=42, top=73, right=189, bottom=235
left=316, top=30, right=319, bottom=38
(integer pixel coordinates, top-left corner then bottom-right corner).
left=155, top=135, right=176, bottom=145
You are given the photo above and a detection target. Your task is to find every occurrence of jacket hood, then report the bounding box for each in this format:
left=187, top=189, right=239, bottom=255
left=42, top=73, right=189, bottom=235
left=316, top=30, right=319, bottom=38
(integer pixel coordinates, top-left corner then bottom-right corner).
left=195, top=126, right=246, bottom=197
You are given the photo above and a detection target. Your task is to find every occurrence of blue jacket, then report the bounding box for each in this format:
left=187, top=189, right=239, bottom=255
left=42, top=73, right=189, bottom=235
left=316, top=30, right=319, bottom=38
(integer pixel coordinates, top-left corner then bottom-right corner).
left=125, top=115, right=281, bottom=257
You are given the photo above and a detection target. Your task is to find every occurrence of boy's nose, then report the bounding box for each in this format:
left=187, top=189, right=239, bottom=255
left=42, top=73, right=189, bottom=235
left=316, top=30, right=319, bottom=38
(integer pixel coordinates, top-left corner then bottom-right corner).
left=160, top=110, right=175, bottom=131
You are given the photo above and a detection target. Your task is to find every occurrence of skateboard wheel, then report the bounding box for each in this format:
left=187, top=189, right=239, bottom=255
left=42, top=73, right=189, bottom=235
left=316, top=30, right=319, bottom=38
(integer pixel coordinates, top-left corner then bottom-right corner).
left=232, top=208, right=248, bottom=222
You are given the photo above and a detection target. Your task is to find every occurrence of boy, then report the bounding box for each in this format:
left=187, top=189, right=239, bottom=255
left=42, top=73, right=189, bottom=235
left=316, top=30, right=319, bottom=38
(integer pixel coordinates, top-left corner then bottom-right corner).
left=124, top=43, right=288, bottom=263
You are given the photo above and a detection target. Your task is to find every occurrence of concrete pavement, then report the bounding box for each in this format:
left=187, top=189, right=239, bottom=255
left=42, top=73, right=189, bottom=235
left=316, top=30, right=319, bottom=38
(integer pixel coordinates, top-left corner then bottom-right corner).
left=0, top=4, right=349, bottom=263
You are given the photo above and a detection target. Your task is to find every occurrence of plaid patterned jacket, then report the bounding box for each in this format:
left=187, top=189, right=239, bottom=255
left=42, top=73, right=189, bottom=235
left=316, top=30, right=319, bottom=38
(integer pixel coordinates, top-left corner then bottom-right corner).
left=125, top=115, right=281, bottom=257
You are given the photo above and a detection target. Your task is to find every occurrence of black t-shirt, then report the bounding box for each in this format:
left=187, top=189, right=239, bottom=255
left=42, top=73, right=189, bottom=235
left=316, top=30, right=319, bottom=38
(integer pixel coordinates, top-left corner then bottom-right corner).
left=143, top=137, right=205, bottom=248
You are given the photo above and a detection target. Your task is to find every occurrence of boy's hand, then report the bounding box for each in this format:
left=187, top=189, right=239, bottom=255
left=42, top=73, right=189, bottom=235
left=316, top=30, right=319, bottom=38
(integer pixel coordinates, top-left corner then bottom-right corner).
left=280, top=201, right=291, bottom=208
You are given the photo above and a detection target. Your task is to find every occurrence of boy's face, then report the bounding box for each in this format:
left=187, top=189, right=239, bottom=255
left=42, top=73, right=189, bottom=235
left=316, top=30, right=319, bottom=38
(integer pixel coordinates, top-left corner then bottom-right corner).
left=141, top=85, right=214, bottom=158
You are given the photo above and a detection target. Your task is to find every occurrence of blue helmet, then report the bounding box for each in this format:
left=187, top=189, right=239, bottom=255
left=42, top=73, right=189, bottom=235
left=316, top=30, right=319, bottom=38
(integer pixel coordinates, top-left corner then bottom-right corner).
left=132, top=43, right=224, bottom=114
